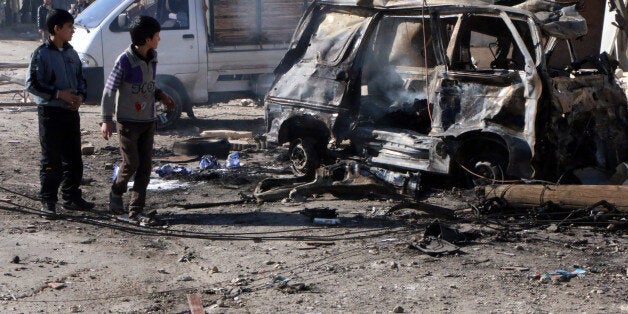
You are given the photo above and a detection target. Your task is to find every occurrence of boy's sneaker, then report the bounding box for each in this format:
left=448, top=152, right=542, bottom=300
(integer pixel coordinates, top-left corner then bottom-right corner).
left=109, top=192, right=125, bottom=214
left=40, top=203, right=58, bottom=219
left=40, top=203, right=56, bottom=214
left=129, top=210, right=164, bottom=227
left=63, top=197, right=95, bottom=211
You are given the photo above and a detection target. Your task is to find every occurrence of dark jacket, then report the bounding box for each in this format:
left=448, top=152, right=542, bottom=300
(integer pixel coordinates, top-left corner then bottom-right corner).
left=26, top=40, right=87, bottom=108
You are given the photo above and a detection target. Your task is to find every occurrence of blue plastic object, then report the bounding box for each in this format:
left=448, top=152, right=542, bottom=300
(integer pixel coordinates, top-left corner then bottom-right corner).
left=199, top=155, right=220, bottom=170
left=226, top=152, right=241, bottom=168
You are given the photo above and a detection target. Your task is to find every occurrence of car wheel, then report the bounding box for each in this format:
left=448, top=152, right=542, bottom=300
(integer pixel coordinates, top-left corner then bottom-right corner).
left=156, top=85, right=182, bottom=130
left=172, top=137, right=230, bottom=159
left=460, top=153, right=506, bottom=187
left=290, top=137, right=320, bottom=177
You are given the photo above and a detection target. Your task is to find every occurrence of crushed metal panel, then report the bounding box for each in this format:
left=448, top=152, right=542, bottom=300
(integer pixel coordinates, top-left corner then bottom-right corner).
left=539, top=74, right=628, bottom=178
left=267, top=9, right=372, bottom=106
left=515, top=1, right=588, bottom=39
left=348, top=127, right=450, bottom=173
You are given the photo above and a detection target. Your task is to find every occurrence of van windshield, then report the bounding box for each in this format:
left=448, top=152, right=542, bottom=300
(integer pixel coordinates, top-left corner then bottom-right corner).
left=75, top=0, right=123, bottom=28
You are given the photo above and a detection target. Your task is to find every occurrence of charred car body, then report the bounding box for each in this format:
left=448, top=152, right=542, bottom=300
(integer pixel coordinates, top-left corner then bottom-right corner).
left=264, top=0, right=628, bottom=188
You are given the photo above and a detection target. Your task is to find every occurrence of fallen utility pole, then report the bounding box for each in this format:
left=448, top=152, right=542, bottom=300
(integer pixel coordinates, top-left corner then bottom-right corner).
left=481, top=185, right=628, bottom=212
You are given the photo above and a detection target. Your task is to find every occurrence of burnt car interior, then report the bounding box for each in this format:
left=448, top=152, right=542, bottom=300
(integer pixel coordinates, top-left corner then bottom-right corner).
left=358, top=15, right=440, bottom=134
left=356, top=12, right=533, bottom=135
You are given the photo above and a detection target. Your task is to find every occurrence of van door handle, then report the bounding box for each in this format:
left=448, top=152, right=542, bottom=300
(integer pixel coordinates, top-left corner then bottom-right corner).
left=183, top=34, right=194, bottom=39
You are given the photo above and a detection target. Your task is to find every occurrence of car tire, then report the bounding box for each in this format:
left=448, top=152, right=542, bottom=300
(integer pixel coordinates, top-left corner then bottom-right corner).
left=156, top=85, right=182, bottom=130
left=172, top=137, right=230, bottom=159
left=289, top=137, right=320, bottom=177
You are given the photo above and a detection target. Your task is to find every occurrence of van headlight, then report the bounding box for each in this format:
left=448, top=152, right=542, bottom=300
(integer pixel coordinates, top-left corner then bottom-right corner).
left=78, top=53, right=98, bottom=67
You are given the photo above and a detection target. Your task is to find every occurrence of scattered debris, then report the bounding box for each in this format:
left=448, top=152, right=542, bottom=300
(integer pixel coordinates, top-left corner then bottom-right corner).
left=47, top=282, right=66, bottom=290
left=410, top=220, right=467, bottom=256
left=176, top=275, right=193, bottom=282
left=387, top=202, right=455, bottom=220
left=272, top=275, right=311, bottom=294
left=176, top=193, right=252, bottom=209
left=199, top=155, right=220, bottom=170
left=186, top=293, right=204, bottom=314
left=528, top=268, right=586, bottom=283
left=255, top=161, right=401, bottom=202
left=10, top=256, right=19, bottom=264
left=178, top=252, right=197, bottom=263
left=501, top=266, right=530, bottom=272
left=226, top=152, right=241, bottom=168
left=154, top=164, right=191, bottom=178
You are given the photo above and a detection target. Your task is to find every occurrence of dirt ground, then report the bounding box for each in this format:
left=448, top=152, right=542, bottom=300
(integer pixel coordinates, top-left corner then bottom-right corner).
left=0, top=25, right=626, bottom=314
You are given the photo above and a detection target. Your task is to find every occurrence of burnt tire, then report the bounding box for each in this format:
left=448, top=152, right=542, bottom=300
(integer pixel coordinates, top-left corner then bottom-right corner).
left=156, top=85, right=182, bottom=130
left=455, top=142, right=508, bottom=187
left=172, top=137, right=230, bottom=159
left=290, top=137, right=320, bottom=177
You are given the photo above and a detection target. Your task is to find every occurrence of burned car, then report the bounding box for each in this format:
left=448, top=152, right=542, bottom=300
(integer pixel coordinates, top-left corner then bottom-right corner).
left=264, top=0, right=628, bottom=188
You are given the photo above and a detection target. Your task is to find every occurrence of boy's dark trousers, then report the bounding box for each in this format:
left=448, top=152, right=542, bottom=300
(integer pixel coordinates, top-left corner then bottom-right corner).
left=38, top=106, right=83, bottom=204
left=111, top=121, right=155, bottom=212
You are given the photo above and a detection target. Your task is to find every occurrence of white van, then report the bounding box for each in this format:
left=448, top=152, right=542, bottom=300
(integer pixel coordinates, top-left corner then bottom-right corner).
left=71, top=0, right=309, bottom=128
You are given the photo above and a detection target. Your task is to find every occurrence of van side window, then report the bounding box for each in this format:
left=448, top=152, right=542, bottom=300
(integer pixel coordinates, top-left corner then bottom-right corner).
left=112, top=0, right=189, bottom=32
left=158, top=0, right=189, bottom=29
left=449, top=15, right=529, bottom=71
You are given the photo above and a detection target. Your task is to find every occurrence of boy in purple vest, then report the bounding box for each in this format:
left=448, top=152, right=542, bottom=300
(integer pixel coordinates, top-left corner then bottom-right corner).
left=100, top=16, right=174, bottom=226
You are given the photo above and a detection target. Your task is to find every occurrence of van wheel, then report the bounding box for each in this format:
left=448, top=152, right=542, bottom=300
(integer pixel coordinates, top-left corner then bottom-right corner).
left=156, top=85, right=182, bottom=130
left=459, top=152, right=506, bottom=187
left=290, top=137, right=320, bottom=177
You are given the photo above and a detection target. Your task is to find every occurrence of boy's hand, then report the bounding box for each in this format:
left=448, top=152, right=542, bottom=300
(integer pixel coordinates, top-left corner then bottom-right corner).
left=58, top=89, right=83, bottom=111
left=101, top=121, right=115, bottom=140
left=160, top=92, right=175, bottom=111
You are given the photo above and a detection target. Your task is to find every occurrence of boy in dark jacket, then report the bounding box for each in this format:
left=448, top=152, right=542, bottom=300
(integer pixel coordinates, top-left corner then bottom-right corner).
left=100, top=16, right=174, bottom=226
left=26, top=9, right=95, bottom=215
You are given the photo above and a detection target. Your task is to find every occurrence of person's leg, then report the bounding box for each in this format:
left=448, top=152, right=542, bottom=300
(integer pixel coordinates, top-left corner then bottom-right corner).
left=60, top=111, right=82, bottom=200
left=59, top=111, right=93, bottom=210
left=38, top=107, right=64, bottom=210
left=128, top=122, right=155, bottom=213
left=111, top=122, right=141, bottom=211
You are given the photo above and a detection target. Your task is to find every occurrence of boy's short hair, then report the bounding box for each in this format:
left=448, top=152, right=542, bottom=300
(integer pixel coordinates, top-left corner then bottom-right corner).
left=46, top=9, right=74, bottom=35
left=129, top=16, right=161, bottom=46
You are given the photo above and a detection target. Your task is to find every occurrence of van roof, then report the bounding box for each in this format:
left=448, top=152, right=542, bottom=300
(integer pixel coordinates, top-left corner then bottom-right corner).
left=316, top=0, right=534, bottom=17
